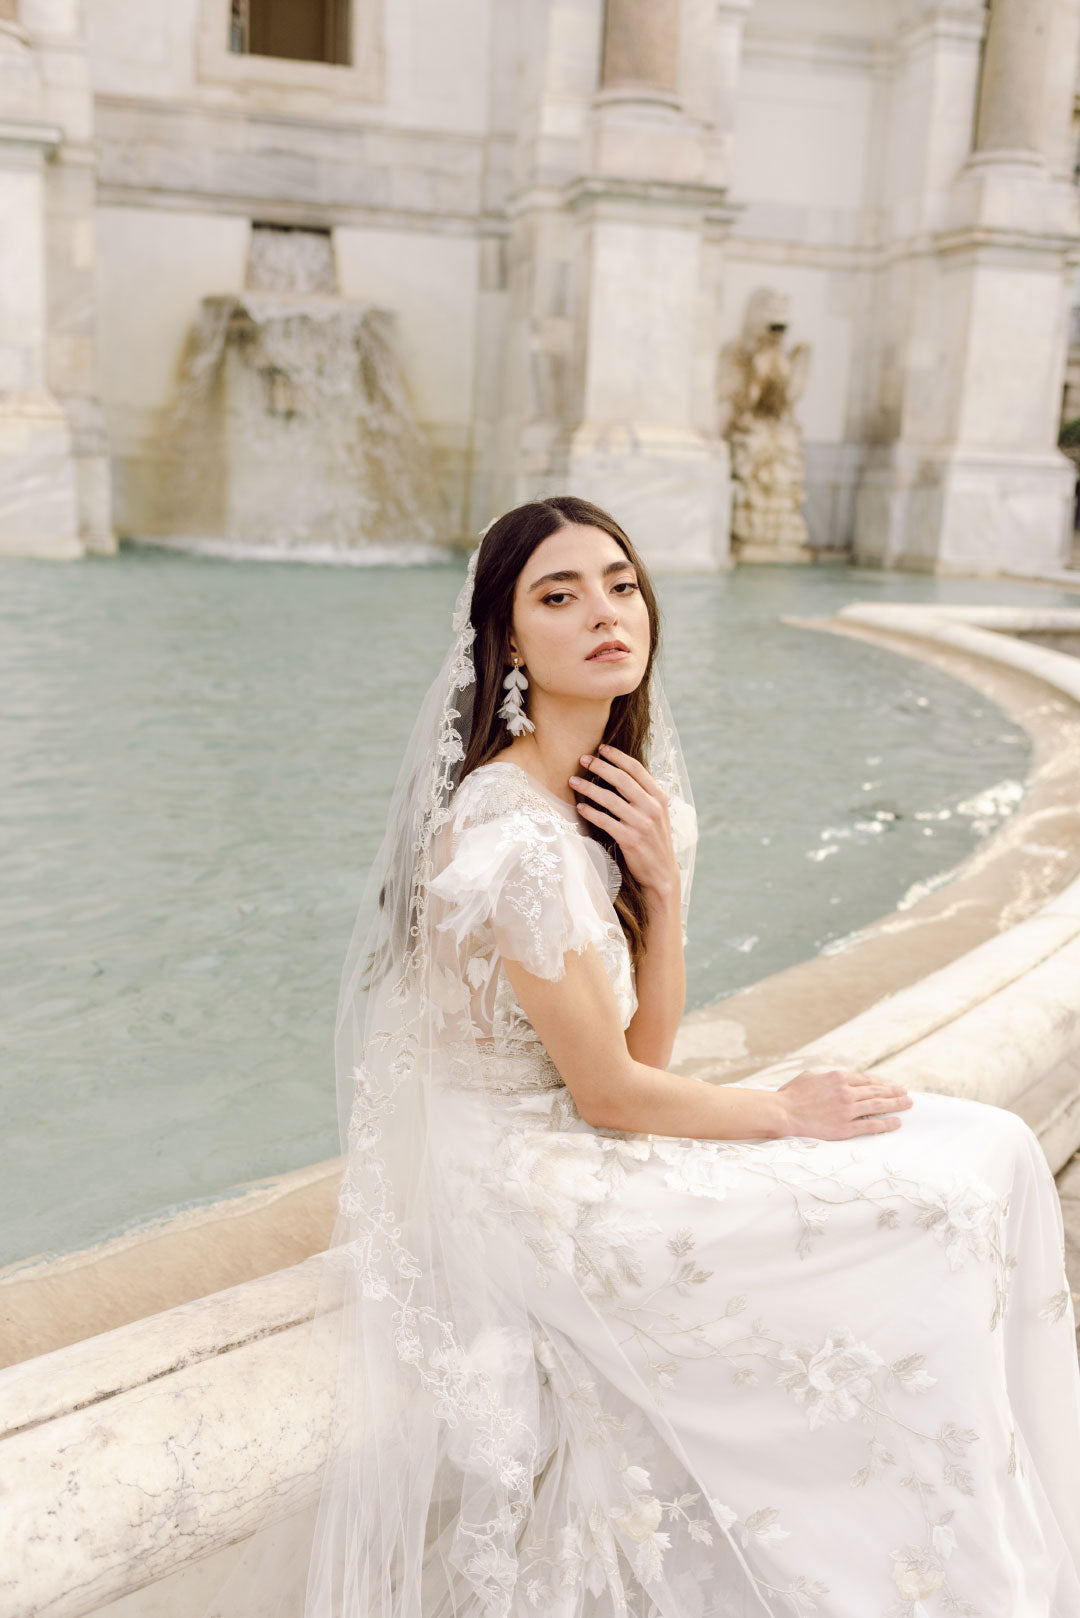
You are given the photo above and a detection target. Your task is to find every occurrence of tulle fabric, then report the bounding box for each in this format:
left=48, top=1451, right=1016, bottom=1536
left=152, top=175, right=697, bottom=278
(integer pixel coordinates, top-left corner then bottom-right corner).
left=429, top=768, right=618, bottom=984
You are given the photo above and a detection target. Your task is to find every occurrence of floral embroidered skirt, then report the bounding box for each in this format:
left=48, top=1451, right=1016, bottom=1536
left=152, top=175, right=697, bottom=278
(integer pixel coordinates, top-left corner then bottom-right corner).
left=462, top=1089, right=1080, bottom=1617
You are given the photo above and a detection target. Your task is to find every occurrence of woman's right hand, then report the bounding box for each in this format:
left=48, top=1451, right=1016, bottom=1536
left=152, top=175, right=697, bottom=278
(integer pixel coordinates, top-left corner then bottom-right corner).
left=775, top=1068, right=913, bottom=1140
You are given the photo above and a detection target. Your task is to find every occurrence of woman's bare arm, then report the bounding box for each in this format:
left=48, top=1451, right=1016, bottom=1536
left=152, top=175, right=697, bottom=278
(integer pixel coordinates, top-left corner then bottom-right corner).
left=502, top=944, right=912, bottom=1142
left=623, top=886, right=684, bottom=1068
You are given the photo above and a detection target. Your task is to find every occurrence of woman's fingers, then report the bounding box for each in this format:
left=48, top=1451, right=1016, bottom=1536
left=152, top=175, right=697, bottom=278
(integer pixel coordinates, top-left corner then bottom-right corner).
left=597, top=743, right=669, bottom=802
left=597, top=742, right=658, bottom=789
left=574, top=802, right=626, bottom=841
left=569, top=775, right=645, bottom=823
left=580, top=748, right=651, bottom=806
left=823, top=1069, right=909, bottom=1097
left=854, top=1095, right=912, bottom=1117
left=779, top=1065, right=914, bottom=1139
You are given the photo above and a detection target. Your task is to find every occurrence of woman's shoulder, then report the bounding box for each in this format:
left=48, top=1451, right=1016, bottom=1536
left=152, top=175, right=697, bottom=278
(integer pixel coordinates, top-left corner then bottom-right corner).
left=450, top=763, right=622, bottom=905
left=450, top=761, right=571, bottom=833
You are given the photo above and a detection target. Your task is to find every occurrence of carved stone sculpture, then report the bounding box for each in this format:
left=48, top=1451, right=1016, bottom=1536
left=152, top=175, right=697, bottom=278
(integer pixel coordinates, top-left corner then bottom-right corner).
left=718, top=287, right=813, bottom=562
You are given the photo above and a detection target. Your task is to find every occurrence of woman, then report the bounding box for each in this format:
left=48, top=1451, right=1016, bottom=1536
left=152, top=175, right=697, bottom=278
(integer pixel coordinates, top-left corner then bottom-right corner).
left=213, top=497, right=1080, bottom=1618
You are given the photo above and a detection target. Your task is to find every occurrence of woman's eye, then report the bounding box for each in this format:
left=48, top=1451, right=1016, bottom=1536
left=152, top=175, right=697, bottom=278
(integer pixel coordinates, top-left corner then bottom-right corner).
left=542, top=591, right=572, bottom=606
left=612, top=580, right=638, bottom=595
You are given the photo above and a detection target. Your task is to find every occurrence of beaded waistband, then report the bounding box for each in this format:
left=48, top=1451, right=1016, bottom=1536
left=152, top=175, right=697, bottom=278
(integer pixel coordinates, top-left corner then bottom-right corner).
left=443, top=1043, right=565, bottom=1097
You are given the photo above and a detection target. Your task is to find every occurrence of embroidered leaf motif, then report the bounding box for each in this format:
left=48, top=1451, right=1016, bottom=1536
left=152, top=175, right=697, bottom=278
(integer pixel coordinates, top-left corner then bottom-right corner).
left=892, top=1353, right=937, bottom=1393
left=937, top=1423, right=978, bottom=1456
left=1039, top=1288, right=1070, bottom=1323
left=943, top=1463, right=975, bottom=1496
left=740, top=1506, right=790, bottom=1548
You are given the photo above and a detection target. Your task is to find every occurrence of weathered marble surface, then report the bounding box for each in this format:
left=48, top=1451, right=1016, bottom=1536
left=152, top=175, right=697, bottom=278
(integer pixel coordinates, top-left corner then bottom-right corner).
left=0, top=2, right=113, bottom=557
left=0, top=1258, right=333, bottom=1618
left=0, top=1254, right=324, bottom=1433
left=0, top=1155, right=340, bottom=1369
left=8, top=0, right=1080, bottom=568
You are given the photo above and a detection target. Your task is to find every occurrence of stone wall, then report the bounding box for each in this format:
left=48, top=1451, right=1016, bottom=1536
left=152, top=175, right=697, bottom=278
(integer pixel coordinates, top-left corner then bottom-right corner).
left=84, top=0, right=503, bottom=543
left=0, top=0, right=112, bottom=556
left=6, top=0, right=1080, bottom=566
left=722, top=0, right=889, bottom=548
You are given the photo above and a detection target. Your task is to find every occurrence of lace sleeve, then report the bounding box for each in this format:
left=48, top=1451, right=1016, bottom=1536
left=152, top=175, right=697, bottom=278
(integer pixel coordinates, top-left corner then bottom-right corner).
left=429, top=778, right=617, bottom=982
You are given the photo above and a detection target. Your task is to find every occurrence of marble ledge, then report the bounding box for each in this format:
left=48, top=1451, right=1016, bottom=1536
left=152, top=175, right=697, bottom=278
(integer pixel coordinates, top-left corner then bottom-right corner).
left=0, top=1254, right=325, bottom=1441
left=832, top=603, right=1080, bottom=709
left=0, top=1304, right=336, bottom=1618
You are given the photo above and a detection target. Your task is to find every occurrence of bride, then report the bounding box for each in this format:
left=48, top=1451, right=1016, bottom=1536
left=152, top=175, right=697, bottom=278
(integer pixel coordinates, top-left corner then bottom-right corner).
left=211, top=496, right=1080, bottom=1618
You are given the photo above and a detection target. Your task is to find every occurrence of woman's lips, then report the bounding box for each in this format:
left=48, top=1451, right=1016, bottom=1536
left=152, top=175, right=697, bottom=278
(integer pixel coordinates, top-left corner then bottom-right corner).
left=587, top=641, right=630, bottom=661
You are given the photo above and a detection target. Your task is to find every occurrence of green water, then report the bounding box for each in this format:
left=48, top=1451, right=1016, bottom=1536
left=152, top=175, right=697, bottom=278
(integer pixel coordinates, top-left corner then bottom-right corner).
left=1, top=547, right=1074, bottom=1268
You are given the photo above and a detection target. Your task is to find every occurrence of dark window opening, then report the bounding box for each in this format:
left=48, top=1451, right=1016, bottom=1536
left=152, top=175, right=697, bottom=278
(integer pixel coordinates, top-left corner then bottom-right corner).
left=229, top=0, right=351, bottom=66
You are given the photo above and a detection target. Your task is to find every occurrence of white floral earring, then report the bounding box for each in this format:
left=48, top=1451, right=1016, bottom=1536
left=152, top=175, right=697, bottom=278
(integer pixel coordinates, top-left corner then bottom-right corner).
left=498, top=655, right=535, bottom=737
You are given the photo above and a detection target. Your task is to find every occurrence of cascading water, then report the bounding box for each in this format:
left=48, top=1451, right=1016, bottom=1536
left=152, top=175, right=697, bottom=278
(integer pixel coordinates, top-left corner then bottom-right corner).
left=157, top=224, right=446, bottom=560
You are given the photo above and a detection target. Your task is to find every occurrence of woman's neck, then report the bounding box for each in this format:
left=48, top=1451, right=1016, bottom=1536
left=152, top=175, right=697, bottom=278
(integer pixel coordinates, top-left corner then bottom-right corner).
left=494, top=695, right=610, bottom=806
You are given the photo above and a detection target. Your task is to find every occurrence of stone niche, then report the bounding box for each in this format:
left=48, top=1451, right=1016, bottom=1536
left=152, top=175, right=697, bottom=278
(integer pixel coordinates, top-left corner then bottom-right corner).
left=158, top=224, right=444, bottom=556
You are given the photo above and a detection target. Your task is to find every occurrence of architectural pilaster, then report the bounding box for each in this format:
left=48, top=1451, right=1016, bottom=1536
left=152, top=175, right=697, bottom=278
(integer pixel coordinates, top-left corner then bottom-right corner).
left=0, top=2, right=112, bottom=558
left=25, top=0, right=114, bottom=555
left=854, top=0, right=1080, bottom=576
left=0, top=12, right=80, bottom=557
left=524, top=0, right=737, bottom=569
left=972, top=0, right=1048, bottom=159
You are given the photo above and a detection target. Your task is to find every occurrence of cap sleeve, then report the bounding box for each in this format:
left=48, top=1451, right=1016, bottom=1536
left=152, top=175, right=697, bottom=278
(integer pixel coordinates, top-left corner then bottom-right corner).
left=429, top=780, right=617, bottom=982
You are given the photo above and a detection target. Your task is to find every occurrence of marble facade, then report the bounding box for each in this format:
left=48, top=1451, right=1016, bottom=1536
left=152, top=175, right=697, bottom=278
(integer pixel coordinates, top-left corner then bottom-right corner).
left=2, top=0, right=1080, bottom=571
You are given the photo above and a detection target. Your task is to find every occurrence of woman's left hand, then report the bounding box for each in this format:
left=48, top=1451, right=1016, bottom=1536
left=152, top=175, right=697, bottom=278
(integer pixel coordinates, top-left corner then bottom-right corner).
left=570, top=743, right=681, bottom=903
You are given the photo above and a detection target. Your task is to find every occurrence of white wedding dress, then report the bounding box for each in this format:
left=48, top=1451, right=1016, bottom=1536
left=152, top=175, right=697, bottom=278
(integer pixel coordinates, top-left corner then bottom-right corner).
left=421, top=758, right=1080, bottom=1618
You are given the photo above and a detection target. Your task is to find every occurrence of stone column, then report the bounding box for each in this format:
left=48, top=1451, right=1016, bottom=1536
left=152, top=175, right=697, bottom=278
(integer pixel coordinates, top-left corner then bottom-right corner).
left=853, top=0, right=1080, bottom=577
left=972, top=0, right=1048, bottom=158
left=971, top=0, right=1080, bottom=179
left=25, top=0, right=114, bottom=555
left=600, top=0, right=679, bottom=97
left=493, top=0, right=738, bottom=569
left=557, top=0, right=734, bottom=569
left=0, top=13, right=81, bottom=557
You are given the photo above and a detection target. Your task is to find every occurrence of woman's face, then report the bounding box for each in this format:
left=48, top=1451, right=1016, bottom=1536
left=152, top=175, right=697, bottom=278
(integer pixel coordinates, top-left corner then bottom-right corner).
left=508, top=523, right=651, bottom=703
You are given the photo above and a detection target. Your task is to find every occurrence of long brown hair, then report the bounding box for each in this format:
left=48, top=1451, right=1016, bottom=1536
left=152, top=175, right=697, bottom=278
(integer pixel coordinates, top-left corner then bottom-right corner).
left=459, top=495, right=661, bottom=966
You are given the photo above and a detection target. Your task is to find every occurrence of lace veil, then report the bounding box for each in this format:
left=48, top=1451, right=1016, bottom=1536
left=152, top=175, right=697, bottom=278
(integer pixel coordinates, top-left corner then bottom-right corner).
left=206, top=523, right=712, bottom=1618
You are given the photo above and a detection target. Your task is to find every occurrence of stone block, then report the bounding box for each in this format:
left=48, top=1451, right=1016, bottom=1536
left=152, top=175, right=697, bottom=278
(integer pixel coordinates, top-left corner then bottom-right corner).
left=565, top=424, right=731, bottom=571
left=856, top=447, right=1075, bottom=576
left=0, top=387, right=81, bottom=556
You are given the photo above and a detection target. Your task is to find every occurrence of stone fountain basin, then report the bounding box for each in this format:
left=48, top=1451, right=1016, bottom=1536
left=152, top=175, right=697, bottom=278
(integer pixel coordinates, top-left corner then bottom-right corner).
left=2, top=601, right=1080, bottom=1618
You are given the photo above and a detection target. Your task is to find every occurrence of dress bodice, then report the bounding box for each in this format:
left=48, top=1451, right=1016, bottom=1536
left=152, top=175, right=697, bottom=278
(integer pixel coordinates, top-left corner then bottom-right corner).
left=428, top=761, right=637, bottom=1097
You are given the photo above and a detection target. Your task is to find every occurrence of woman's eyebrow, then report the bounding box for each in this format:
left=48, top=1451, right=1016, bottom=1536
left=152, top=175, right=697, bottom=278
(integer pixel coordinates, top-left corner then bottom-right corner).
left=527, top=561, right=637, bottom=592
